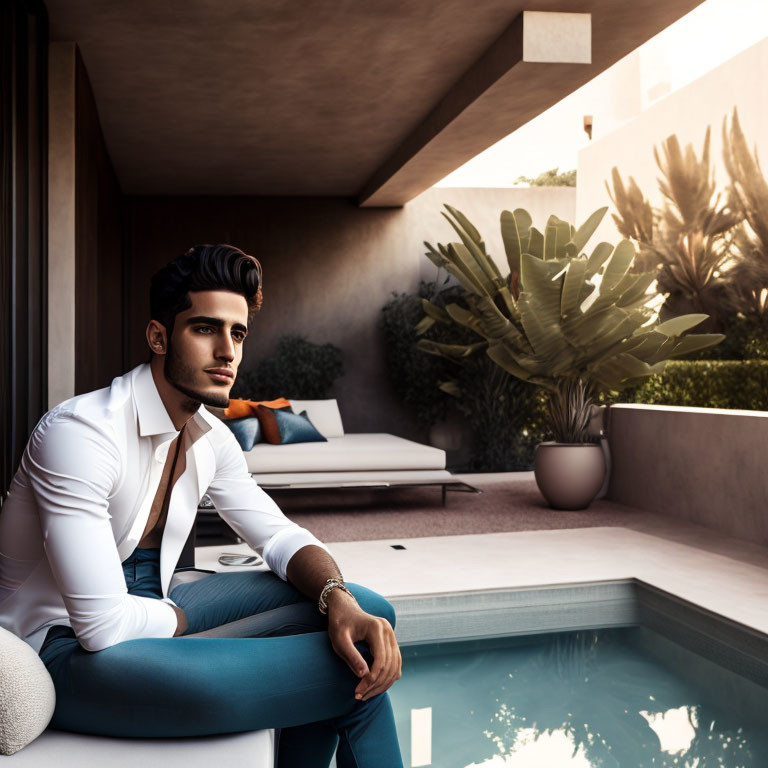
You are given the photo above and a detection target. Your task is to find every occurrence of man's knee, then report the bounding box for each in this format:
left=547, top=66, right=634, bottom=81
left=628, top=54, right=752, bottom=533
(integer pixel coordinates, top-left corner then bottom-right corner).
left=345, top=583, right=396, bottom=630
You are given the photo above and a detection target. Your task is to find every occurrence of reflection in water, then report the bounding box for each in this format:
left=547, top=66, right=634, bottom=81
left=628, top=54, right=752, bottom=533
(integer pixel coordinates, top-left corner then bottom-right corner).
left=390, top=629, right=768, bottom=768
left=467, top=728, right=592, bottom=766
left=639, top=705, right=697, bottom=754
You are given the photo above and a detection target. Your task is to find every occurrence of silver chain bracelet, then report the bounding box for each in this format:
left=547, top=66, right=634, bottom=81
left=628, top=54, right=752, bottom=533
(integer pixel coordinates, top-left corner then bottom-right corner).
left=318, top=578, right=354, bottom=614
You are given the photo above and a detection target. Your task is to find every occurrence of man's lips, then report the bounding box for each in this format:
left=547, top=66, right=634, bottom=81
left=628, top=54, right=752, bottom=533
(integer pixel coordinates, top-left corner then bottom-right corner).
left=205, top=368, right=234, bottom=383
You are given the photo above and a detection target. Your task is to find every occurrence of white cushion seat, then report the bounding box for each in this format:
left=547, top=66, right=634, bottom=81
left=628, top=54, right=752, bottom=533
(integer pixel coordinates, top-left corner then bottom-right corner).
left=244, top=433, right=446, bottom=474
left=0, top=626, right=275, bottom=763
left=5, top=728, right=275, bottom=767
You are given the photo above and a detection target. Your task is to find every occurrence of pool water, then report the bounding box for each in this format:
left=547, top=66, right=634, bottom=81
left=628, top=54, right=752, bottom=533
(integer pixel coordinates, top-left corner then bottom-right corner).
left=387, top=627, right=768, bottom=768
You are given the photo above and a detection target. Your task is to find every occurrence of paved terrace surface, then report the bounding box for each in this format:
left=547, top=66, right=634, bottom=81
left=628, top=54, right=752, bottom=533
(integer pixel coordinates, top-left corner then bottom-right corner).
left=196, top=472, right=768, bottom=637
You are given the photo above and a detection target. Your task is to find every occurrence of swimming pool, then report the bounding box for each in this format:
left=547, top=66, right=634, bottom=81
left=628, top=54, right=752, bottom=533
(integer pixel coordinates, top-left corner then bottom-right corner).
left=389, top=627, right=768, bottom=767
left=378, top=581, right=768, bottom=767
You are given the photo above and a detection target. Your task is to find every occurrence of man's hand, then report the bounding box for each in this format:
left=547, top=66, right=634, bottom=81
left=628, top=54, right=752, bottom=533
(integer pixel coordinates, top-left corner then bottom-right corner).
left=284, top=544, right=402, bottom=700
left=326, top=589, right=402, bottom=701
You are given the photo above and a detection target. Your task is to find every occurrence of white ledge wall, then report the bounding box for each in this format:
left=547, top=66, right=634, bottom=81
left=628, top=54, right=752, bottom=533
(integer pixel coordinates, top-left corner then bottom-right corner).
left=607, top=404, right=768, bottom=545
left=47, top=43, right=76, bottom=408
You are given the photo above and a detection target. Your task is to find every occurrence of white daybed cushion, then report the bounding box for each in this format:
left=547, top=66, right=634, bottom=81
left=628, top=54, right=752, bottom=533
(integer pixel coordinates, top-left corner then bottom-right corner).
left=0, top=626, right=56, bottom=755
left=287, top=400, right=344, bottom=437
left=245, top=433, right=445, bottom=474
left=6, top=728, right=275, bottom=767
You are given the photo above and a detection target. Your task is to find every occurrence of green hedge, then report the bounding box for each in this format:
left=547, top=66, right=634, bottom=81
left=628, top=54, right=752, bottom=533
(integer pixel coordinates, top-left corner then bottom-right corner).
left=613, top=360, right=768, bottom=411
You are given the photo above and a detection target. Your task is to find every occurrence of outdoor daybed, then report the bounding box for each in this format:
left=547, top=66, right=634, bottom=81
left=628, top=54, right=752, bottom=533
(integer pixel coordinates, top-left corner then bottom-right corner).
left=208, top=399, right=478, bottom=503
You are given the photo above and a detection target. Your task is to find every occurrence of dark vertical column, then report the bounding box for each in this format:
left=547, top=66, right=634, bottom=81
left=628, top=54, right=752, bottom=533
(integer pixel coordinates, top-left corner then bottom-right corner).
left=0, top=1, right=48, bottom=499
left=74, top=47, right=124, bottom=395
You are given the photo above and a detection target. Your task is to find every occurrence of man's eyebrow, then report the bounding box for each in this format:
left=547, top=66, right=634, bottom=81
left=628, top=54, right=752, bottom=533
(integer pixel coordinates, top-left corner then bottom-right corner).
left=186, top=316, right=248, bottom=333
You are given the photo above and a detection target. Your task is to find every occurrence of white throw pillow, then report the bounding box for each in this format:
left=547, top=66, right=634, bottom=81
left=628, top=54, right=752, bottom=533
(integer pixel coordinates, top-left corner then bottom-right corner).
left=288, top=400, right=344, bottom=437
left=0, top=627, right=56, bottom=755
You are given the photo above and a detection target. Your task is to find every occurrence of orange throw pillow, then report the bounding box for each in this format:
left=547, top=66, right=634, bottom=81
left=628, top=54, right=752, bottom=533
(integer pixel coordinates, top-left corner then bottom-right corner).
left=224, top=397, right=291, bottom=420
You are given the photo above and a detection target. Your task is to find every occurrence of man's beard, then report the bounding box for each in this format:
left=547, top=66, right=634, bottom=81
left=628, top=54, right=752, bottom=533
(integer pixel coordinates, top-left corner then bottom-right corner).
left=164, top=339, right=231, bottom=410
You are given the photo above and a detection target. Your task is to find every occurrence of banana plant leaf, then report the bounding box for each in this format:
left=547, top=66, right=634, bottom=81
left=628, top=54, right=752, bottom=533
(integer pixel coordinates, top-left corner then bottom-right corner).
left=416, top=338, right=487, bottom=360
left=615, top=272, right=656, bottom=308
left=585, top=241, right=614, bottom=280
left=560, top=258, right=589, bottom=317
left=473, top=294, right=521, bottom=340
left=486, top=342, right=553, bottom=388
left=438, top=380, right=462, bottom=397
left=500, top=209, right=529, bottom=278
left=520, top=253, right=567, bottom=302
left=599, top=240, right=636, bottom=294
left=421, top=299, right=451, bottom=323
left=670, top=333, right=725, bottom=356
left=441, top=210, right=502, bottom=287
left=528, top=227, right=545, bottom=260
left=590, top=354, right=667, bottom=391
left=654, top=313, right=708, bottom=336
left=518, top=292, right=571, bottom=362
left=565, top=207, right=608, bottom=257
left=447, top=242, right=494, bottom=296
left=544, top=215, right=572, bottom=260
left=414, top=316, right=435, bottom=335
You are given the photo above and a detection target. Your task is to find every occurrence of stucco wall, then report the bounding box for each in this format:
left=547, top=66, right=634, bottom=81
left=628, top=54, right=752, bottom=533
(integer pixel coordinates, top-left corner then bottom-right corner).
left=576, top=36, right=768, bottom=247
left=125, top=186, right=575, bottom=439
left=607, top=404, right=768, bottom=546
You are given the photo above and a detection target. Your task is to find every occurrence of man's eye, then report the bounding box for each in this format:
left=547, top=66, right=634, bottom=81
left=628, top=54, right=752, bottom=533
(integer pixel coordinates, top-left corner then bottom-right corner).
left=232, top=332, right=246, bottom=343
left=196, top=326, right=214, bottom=334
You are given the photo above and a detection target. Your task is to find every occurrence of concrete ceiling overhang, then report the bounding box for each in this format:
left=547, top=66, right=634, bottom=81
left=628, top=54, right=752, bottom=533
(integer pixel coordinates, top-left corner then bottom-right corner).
left=46, top=0, right=704, bottom=206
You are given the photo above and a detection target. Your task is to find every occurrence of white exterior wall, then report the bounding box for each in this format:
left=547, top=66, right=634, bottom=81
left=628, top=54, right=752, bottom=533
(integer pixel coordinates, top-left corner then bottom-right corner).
left=577, top=36, right=768, bottom=246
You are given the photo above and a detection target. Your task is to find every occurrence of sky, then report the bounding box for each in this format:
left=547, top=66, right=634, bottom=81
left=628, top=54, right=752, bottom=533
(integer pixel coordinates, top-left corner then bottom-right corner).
left=435, top=0, right=768, bottom=187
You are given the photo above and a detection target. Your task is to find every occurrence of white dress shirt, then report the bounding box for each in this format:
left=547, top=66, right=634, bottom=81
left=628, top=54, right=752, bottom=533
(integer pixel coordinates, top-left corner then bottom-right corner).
left=0, top=363, right=327, bottom=653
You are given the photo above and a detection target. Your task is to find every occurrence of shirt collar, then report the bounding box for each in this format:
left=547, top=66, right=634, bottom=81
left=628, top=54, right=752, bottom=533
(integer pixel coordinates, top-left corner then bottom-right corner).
left=133, top=363, right=216, bottom=444
left=131, top=363, right=211, bottom=439
left=132, top=363, right=178, bottom=437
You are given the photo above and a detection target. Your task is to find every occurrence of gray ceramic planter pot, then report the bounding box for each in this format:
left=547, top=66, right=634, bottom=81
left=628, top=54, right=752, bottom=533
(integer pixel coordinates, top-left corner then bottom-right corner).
left=534, top=441, right=606, bottom=510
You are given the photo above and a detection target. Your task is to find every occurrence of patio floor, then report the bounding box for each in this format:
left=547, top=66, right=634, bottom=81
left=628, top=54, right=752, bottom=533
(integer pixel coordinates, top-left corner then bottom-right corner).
left=196, top=471, right=768, bottom=637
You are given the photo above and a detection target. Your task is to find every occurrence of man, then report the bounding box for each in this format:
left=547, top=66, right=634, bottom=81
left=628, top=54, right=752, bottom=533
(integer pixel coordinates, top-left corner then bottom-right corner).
left=0, top=244, right=403, bottom=767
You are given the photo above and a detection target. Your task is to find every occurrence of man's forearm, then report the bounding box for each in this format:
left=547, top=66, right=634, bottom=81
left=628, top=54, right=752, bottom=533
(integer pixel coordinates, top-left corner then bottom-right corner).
left=285, top=544, right=344, bottom=602
left=287, top=544, right=402, bottom=699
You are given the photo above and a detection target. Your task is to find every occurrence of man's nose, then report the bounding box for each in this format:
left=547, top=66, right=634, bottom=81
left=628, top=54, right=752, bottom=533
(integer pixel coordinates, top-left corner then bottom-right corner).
left=215, top=333, right=235, bottom=361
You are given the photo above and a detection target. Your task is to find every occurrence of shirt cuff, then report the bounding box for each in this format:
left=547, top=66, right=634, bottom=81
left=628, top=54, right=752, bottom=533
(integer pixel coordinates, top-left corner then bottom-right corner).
left=261, top=525, right=329, bottom=581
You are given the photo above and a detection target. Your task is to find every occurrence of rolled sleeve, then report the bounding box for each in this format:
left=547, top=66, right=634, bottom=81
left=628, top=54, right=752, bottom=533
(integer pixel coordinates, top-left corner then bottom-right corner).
left=261, top=525, right=329, bottom=582
left=205, top=429, right=328, bottom=581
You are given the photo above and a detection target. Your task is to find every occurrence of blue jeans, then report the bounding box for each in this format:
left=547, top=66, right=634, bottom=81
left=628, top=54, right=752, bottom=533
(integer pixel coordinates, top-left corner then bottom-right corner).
left=39, top=548, right=403, bottom=768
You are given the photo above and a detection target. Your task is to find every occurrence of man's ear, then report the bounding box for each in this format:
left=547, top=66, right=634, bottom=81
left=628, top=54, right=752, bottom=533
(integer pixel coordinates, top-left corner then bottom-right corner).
left=146, top=320, right=168, bottom=356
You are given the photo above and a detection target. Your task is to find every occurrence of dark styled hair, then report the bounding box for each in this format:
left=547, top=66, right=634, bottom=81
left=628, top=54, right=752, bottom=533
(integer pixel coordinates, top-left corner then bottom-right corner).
left=150, top=244, right=263, bottom=333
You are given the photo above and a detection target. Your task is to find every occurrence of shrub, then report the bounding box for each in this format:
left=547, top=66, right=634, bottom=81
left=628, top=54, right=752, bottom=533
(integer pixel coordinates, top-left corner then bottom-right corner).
left=515, top=168, right=577, bottom=187
left=451, top=355, right=546, bottom=471
left=613, top=360, right=768, bottom=411
left=231, top=335, right=344, bottom=400
left=380, top=285, right=453, bottom=428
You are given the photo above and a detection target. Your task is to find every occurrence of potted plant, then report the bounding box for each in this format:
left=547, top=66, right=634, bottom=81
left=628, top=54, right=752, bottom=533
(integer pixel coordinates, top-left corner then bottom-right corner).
left=416, top=204, right=723, bottom=509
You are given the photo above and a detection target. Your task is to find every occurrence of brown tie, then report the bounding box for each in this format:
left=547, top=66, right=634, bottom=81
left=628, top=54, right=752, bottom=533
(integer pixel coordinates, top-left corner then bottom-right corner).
left=138, top=424, right=187, bottom=549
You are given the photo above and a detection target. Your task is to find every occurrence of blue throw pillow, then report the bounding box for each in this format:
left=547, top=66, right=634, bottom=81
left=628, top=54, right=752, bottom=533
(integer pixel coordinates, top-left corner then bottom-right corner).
left=273, top=409, right=327, bottom=445
left=224, top=417, right=261, bottom=451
